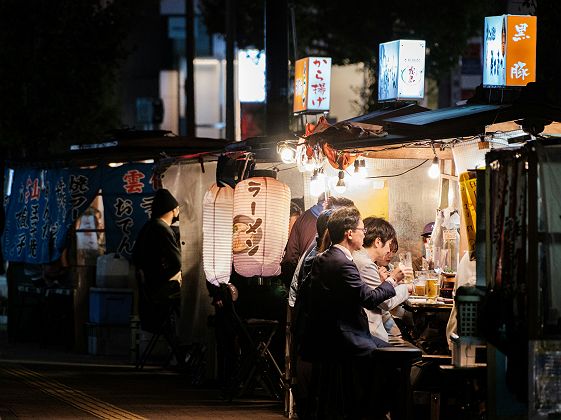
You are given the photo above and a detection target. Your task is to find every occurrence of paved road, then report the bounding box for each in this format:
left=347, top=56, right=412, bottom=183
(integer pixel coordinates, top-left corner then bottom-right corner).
left=0, top=339, right=285, bottom=419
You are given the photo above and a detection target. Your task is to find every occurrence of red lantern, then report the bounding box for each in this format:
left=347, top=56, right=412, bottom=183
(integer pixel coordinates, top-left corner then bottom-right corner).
left=233, top=177, right=291, bottom=277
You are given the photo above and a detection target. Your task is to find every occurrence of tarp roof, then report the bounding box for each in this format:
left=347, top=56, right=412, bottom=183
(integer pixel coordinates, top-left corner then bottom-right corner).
left=325, top=83, right=561, bottom=153
left=7, top=131, right=232, bottom=167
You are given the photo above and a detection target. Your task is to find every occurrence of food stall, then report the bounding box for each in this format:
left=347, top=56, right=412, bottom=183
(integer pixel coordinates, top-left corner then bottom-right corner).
left=282, top=86, right=561, bottom=418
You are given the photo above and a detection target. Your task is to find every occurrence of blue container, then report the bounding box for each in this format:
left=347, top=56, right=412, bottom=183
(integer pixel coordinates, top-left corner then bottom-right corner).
left=89, top=288, right=133, bottom=325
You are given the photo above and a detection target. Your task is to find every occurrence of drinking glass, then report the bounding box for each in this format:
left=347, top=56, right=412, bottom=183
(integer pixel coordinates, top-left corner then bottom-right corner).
left=414, top=278, right=426, bottom=296
left=426, top=278, right=440, bottom=301
left=399, top=251, right=414, bottom=283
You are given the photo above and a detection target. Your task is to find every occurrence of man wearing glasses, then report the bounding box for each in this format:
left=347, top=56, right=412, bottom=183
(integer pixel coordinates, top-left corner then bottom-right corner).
left=306, top=206, right=398, bottom=418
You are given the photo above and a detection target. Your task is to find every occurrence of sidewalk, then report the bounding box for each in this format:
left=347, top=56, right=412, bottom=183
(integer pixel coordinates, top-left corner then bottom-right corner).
left=0, top=331, right=286, bottom=419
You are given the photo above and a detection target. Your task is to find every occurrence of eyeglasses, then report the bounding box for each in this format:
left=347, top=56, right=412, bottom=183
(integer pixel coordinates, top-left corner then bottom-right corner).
left=353, top=227, right=368, bottom=234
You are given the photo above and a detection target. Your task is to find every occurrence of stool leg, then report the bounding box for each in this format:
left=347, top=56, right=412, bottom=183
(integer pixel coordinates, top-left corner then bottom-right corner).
left=136, top=332, right=160, bottom=370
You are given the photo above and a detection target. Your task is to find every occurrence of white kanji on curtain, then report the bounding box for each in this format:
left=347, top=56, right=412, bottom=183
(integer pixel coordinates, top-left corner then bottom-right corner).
left=202, top=183, right=234, bottom=286
left=233, top=177, right=291, bottom=277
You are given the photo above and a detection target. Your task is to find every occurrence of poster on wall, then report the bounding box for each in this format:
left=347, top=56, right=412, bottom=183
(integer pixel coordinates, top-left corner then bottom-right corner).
left=378, top=40, right=426, bottom=101
left=483, top=14, right=537, bottom=87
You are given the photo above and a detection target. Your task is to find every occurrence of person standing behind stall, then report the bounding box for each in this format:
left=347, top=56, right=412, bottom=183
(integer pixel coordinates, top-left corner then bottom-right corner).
left=280, top=194, right=325, bottom=288
left=353, top=217, right=413, bottom=342
left=413, top=221, right=435, bottom=272
left=281, top=194, right=354, bottom=287
left=132, top=189, right=182, bottom=344
left=307, top=207, right=397, bottom=419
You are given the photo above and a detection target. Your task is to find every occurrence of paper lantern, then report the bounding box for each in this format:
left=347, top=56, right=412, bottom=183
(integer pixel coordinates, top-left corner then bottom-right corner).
left=233, top=177, right=291, bottom=277
left=203, top=184, right=234, bottom=286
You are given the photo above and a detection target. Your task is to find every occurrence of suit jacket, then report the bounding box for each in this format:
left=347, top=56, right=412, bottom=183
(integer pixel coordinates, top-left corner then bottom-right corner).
left=308, top=246, right=396, bottom=359
left=353, top=248, right=410, bottom=342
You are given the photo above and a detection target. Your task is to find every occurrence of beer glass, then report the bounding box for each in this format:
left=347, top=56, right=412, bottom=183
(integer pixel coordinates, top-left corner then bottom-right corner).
left=414, top=278, right=426, bottom=296
left=426, top=278, right=440, bottom=301
left=399, top=252, right=414, bottom=283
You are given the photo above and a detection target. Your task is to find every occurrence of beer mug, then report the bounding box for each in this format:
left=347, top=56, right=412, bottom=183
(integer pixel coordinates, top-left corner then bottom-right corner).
left=426, top=278, right=440, bottom=300
left=413, top=278, right=426, bottom=296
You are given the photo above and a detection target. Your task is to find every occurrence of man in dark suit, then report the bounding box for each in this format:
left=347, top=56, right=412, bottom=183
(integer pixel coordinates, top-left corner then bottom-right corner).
left=306, top=206, right=399, bottom=419
left=308, top=206, right=397, bottom=358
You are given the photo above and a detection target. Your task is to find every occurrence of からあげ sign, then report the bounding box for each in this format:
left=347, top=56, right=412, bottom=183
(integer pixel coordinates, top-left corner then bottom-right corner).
left=293, top=57, right=332, bottom=114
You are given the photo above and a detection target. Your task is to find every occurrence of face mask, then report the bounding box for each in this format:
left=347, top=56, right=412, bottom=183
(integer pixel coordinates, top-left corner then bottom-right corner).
left=172, top=214, right=180, bottom=224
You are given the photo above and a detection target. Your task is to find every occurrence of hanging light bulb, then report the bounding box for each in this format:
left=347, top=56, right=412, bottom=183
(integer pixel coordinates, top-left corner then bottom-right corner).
left=309, top=169, right=325, bottom=197
left=428, top=156, right=440, bottom=179
left=358, top=159, right=368, bottom=178
left=303, top=156, right=315, bottom=172
left=334, top=170, right=346, bottom=194
left=279, top=143, right=296, bottom=163
left=353, top=159, right=362, bottom=178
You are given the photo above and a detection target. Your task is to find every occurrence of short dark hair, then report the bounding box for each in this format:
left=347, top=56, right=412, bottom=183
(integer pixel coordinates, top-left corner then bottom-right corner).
left=390, top=237, right=399, bottom=253
left=327, top=206, right=361, bottom=244
left=316, top=209, right=334, bottom=241
left=290, top=201, right=302, bottom=217
left=362, top=217, right=396, bottom=248
left=325, top=196, right=355, bottom=210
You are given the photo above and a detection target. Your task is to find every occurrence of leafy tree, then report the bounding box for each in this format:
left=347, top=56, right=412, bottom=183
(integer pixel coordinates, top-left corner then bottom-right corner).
left=200, top=0, right=501, bottom=113
left=0, top=0, right=148, bottom=160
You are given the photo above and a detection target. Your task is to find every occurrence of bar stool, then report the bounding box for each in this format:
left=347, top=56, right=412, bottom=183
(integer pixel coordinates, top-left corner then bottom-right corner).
left=231, top=307, right=283, bottom=399
left=373, top=341, right=422, bottom=420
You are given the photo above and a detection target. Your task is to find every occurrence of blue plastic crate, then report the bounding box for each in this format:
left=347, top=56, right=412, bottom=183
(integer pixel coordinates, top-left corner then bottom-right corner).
left=89, top=288, right=133, bottom=325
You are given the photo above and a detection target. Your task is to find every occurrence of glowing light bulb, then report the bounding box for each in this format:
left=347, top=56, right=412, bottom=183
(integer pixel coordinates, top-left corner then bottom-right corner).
left=334, top=170, right=346, bottom=194
left=280, top=146, right=296, bottom=163
left=353, top=159, right=367, bottom=179
left=303, top=157, right=315, bottom=172
left=309, top=170, right=325, bottom=197
left=428, top=156, right=440, bottom=179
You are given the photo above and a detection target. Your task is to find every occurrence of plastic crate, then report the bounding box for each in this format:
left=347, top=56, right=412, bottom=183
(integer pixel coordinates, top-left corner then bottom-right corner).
left=86, top=323, right=131, bottom=356
left=89, top=288, right=133, bottom=325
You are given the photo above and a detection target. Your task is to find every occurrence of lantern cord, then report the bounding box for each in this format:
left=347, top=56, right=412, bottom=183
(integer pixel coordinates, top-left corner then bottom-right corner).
left=240, top=153, right=253, bottom=180
left=366, top=159, right=429, bottom=179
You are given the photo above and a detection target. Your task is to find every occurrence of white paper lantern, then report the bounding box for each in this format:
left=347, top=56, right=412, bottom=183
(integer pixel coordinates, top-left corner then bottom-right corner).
left=233, top=177, right=291, bottom=277
left=203, top=184, right=234, bottom=286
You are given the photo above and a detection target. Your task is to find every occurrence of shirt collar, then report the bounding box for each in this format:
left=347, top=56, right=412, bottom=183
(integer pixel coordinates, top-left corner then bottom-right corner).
left=333, top=244, right=353, bottom=261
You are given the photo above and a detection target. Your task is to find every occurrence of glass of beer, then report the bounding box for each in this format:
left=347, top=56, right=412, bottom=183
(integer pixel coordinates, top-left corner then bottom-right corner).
left=426, top=278, right=440, bottom=301
left=399, top=252, right=414, bottom=283
left=414, top=278, right=426, bottom=296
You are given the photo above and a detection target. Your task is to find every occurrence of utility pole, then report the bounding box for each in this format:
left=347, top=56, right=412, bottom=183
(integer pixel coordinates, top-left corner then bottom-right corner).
left=185, top=0, right=196, bottom=138
left=265, top=0, right=289, bottom=137
left=225, top=0, right=236, bottom=141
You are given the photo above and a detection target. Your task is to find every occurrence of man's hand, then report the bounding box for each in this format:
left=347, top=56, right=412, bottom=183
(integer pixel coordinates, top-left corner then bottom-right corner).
left=379, top=266, right=390, bottom=281
left=391, top=266, right=405, bottom=282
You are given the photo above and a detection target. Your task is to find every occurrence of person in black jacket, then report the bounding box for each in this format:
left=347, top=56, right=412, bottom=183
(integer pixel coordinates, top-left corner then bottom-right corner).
left=132, top=189, right=182, bottom=337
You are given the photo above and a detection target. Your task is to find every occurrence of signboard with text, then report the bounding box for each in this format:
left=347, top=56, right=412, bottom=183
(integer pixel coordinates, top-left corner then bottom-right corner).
left=102, top=164, right=155, bottom=260
left=2, top=168, right=101, bottom=264
left=483, top=14, right=537, bottom=87
left=293, top=57, right=332, bottom=114
left=378, top=40, right=426, bottom=101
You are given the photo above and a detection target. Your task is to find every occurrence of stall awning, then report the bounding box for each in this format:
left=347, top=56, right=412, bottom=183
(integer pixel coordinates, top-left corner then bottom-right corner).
left=383, top=104, right=514, bottom=140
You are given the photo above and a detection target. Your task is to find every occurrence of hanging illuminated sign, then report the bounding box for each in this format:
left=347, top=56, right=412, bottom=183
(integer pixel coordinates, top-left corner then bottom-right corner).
left=293, top=57, right=332, bottom=114
left=378, top=39, right=426, bottom=101
left=483, top=15, right=537, bottom=87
